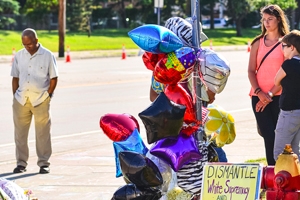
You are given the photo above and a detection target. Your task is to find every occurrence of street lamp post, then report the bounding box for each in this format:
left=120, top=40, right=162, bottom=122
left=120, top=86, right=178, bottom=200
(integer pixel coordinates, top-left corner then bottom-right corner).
left=191, top=0, right=203, bottom=141
left=154, top=0, right=164, bottom=25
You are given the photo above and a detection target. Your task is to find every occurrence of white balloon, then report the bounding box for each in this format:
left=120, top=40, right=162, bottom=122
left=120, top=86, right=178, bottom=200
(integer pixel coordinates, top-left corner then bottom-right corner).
left=146, top=151, right=173, bottom=193
left=199, top=48, right=230, bottom=94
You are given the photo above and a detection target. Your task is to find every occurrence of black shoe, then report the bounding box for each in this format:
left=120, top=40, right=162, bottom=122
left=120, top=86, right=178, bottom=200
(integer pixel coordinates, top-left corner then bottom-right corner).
left=13, top=165, right=26, bottom=173
left=39, top=166, right=50, bottom=174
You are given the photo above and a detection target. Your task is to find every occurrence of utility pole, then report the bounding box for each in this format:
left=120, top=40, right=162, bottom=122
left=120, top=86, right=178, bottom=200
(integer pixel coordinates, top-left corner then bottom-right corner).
left=58, top=0, right=66, bottom=57
left=154, top=0, right=164, bottom=25
left=191, top=0, right=203, bottom=142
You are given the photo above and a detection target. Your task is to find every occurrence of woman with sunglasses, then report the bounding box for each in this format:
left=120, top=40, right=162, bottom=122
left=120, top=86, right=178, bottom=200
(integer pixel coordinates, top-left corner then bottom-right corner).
left=274, top=30, right=300, bottom=161
left=247, top=4, right=289, bottom=165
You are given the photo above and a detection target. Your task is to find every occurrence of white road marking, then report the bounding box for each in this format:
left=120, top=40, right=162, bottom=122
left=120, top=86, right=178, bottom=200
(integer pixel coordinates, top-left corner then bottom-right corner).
left=0, top=108, right=252, bottom=148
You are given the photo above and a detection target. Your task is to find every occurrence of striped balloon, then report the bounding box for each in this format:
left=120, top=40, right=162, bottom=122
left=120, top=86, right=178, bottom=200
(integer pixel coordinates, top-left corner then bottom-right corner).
left=176, top=140, right=208, bottom=194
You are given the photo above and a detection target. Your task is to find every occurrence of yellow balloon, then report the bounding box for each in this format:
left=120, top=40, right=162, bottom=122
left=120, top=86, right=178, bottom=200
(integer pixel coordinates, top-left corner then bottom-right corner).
left=204, top=104, right=236, bottom=147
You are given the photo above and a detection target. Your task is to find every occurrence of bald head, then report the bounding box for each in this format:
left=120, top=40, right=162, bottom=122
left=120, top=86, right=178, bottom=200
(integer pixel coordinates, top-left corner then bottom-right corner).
left=21, top=28, right=39, bottom=55
left=22, top=28, right=38, bottom=40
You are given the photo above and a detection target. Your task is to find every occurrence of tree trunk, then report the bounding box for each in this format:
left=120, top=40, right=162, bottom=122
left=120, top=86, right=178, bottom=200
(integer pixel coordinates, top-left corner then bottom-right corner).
left=235, top=18, right=242, bottom=37
left=296, top=0, right=300, bottom=29
left=186, top=0, right=191, bottom=17
left=120, top=0, right=127, bottom=28
left=210, top=1, right=214, bottom=29
left=58, top=0, right=65, bottom=57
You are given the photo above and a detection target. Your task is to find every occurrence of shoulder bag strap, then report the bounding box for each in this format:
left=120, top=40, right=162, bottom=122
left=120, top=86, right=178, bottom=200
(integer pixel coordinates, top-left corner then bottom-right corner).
left=255, top=42, right=280, bottom=74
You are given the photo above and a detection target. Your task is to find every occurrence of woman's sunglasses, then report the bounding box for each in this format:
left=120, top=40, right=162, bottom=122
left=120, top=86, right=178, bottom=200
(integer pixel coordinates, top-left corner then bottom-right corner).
left=263, top=5, right=280, bottom=17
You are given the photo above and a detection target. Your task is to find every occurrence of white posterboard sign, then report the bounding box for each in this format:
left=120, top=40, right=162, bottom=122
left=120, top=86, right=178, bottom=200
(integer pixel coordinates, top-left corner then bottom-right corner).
left=201, top=163, right=263, bottom=200
left=154, top=0, right=164, bottom=8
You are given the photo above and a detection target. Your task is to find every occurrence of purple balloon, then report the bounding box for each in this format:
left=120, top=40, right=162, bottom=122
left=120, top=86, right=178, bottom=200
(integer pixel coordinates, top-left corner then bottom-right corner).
left=128, top=24, right=183, bottom=54
left=175, top=47, right=196, bottom=69
left=150, top=133, right=202, bottom=172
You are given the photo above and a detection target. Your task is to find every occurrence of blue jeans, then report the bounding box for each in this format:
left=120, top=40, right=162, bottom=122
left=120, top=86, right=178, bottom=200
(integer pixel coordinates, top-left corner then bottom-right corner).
left=214, top=147, right=228, bottom=162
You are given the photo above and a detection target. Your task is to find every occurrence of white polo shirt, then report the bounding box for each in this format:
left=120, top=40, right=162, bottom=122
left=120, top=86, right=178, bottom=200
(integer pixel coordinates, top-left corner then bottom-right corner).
left=11, top=43, right=58, bottom=106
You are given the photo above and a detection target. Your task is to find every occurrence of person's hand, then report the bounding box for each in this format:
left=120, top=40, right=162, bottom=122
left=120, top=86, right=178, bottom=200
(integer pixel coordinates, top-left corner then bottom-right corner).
left=257, top=91, right=272, bottom=105
left=256, top=100, right=268, bottom=112
left=207, top=89, right=216, bottom=104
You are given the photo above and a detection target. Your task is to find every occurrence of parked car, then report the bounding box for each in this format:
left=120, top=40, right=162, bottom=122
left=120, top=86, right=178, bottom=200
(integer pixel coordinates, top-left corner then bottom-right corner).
left=202, top=18, right=228, bottom=29
left=251, top=24, right=261, bottom=28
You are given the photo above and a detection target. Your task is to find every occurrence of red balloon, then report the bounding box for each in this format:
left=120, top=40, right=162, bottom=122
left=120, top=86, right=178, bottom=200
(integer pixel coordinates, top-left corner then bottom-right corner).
left=180, top=125, right=199, bottom=136
left=100, top=113, right=140, bottom=141
left=142, top=52, right=166, bottom=71
left=153, top=57, right=182, bottom=85
left=164, top=84, right=197, bottom=125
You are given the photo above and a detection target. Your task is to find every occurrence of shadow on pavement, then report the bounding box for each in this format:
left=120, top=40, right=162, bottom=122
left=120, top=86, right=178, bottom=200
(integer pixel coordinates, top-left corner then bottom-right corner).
left=0, top=172, right=39, bottom=180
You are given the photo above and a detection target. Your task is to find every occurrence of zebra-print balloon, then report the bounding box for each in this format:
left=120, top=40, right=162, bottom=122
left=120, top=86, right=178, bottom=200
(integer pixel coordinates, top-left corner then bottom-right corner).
left=165, top=17, right=193, bottom=47
left=176, top=140, right=208, bottom=194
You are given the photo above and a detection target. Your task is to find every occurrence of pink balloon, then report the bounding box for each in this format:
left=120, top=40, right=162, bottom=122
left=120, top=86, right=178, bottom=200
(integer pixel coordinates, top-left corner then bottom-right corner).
left=100, top=113, right=140, bottom=142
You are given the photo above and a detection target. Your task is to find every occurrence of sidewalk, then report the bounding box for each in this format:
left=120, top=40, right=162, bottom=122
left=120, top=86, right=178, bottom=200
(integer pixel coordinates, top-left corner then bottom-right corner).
left=0, top=45, right=249, bottom=63
left=0, top=131, right=124, bottom=200
left=0, top=118, right=264, bottom=200
left=0, top=47, right=263, bottom=200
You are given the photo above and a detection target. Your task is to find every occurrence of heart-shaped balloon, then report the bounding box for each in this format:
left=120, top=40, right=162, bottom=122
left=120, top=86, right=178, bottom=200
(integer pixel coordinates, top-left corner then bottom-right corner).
left=100, top=113, right=140, bottom=142
left=164, top=84, right=196, bottom=125
left=142, top=52, right=166, bottom=71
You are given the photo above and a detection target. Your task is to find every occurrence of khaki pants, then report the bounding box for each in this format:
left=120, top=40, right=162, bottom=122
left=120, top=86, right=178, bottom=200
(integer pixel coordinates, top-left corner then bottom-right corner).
left=13, top=97, right=52, bottom=167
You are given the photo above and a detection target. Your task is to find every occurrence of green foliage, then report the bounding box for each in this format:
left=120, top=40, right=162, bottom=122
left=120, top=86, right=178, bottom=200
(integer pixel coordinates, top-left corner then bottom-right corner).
left=0, top=0, right=20, bottom=29
left=0, top=28, right=261, bottom=55
left=22, top=0, right=58, bottom=23
left=67, top=0, right=94, bottom=34
left=245, top=157, right=267, bottom=166
left=249, top=0, right=297, bottom=10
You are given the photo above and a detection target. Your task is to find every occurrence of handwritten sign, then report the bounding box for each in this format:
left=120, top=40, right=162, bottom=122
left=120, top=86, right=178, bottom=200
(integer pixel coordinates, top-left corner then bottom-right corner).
left=201, top=163, right=263, bottom=200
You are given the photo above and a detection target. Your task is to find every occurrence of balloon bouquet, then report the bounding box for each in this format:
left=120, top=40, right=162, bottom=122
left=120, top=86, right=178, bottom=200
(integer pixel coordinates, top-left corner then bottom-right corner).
left=99, top=16, right=235, bottom=200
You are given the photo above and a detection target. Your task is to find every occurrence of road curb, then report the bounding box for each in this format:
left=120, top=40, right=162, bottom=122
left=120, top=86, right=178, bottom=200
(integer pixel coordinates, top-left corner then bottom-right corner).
left=0, top=45, right=249, bottom=64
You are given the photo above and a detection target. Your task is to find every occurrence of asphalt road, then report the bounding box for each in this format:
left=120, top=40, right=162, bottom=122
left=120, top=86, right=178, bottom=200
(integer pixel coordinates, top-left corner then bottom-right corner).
left=0, top=51, right=266, bottom=199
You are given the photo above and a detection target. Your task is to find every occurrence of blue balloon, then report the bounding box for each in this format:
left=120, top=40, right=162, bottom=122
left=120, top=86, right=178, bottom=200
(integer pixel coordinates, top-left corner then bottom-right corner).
left=113, top=129, right=148, bottom=178
left=128, top=24, right=183, bottom=54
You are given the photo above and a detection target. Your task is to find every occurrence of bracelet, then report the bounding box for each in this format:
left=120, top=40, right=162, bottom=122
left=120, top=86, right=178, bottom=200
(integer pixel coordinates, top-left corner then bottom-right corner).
left=268, top=91, right=274, bottom=97
left=254, top=87, right=261, bottom=94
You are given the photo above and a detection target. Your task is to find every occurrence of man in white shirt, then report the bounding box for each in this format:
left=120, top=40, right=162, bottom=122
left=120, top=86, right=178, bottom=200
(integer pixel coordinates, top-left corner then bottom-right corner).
left=11, top=28, right=58, bottom=174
